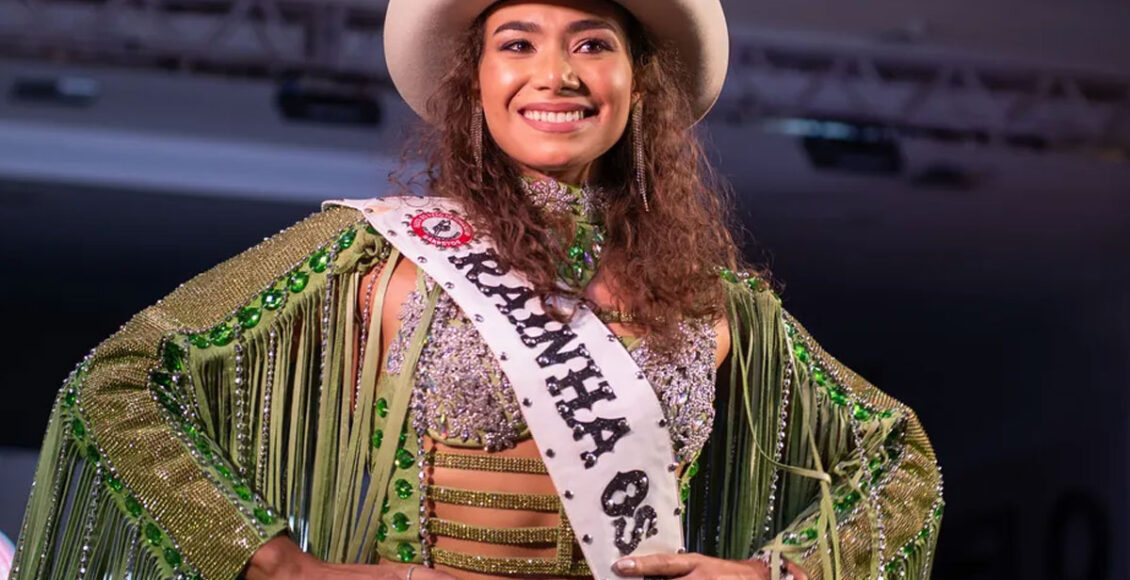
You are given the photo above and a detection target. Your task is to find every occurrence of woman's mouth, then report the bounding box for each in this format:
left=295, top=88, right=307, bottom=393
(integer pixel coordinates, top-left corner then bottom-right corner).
left=518, top=106, right=598, bottom=133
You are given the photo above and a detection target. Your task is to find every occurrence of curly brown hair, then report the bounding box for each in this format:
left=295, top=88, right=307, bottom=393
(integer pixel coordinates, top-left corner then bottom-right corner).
left=393, top=7, right=761, bottom=345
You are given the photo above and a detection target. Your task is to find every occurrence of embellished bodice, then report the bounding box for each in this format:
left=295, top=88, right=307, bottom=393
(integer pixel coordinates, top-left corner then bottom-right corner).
left=385, top=289, right=719, bottom=459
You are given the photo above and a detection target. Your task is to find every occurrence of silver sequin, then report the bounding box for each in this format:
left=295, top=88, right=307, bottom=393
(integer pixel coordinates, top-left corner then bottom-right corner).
left=386, top=291, right=718, bottom=456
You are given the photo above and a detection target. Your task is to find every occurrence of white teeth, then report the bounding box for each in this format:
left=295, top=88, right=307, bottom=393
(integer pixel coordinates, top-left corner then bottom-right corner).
left=524, top=110, right=587, bottom=123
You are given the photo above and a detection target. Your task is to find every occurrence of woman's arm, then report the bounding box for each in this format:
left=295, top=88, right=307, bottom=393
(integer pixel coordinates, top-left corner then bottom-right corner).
left=681, top=276, right=943, bottom=580
left=11, top=208, right=387, bottom=579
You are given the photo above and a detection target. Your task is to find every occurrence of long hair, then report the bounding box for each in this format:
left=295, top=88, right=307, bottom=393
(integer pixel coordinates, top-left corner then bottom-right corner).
left=393, top=9, right=763, bottom=346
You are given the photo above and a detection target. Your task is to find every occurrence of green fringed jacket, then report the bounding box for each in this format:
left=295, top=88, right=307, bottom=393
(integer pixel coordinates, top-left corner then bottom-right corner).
left=10, top=205, right=942, bottom=579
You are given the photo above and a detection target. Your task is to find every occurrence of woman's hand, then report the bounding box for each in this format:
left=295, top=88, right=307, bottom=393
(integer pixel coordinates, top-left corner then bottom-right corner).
left=246, top=535, right=459, bottom=580
left=612, top=552, right=808, bottom=580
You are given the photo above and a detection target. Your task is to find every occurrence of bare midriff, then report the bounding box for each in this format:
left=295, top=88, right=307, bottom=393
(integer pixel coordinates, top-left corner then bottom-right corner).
left=427, top=438, right=584, bottom=580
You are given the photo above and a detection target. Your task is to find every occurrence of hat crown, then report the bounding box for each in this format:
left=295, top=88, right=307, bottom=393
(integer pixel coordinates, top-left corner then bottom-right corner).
left=384, top=0, right=728, bottom=125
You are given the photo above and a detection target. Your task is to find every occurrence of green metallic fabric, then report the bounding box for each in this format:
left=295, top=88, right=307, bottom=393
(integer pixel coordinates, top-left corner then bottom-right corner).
left=10, top=206, right=941, bottom=580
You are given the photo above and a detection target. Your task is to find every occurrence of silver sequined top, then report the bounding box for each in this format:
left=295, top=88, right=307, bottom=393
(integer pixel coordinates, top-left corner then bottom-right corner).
left=386, top=290, right=719, bottom=458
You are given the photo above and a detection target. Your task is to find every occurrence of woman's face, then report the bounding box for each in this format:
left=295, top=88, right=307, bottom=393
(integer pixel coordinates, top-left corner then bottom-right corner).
left=478, top=0, right=635, bottom=184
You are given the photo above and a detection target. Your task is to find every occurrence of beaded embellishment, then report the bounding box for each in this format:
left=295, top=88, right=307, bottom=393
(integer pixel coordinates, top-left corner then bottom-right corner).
left=385, top=291, right=718, bottom=455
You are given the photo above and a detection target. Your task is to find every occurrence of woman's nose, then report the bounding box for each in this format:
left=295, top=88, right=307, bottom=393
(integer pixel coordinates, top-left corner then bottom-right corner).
left=535, top=51, right=581, bottom=92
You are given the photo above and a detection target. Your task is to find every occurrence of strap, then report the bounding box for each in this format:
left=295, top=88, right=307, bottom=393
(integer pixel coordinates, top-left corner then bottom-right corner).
left=431, top=548, right=592, bottom=576
left=429, top=452, right=549, bottom=475
left=326, top=197, right=683, bottom=577
left=428, top=485, right=560, bottom=512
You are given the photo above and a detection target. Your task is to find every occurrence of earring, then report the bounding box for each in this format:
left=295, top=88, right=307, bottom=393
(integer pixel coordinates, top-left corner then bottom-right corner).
left=471, top=103, right=484, bottom=174
left=632, top=99, right=650, bottom=212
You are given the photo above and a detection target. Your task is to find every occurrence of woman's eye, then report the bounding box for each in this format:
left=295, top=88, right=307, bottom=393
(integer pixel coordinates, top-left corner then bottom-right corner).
left=502, top=40, right=533, bottom=52
left=577, top=39, right=612, bottom=53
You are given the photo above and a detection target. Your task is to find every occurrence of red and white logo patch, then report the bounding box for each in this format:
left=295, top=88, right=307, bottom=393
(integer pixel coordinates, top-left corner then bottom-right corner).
left=409, top=211, right=474, bottom=248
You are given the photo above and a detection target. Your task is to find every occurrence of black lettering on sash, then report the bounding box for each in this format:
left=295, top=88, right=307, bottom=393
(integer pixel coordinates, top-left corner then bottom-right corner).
left=602, top=471, right=658, bottom=555
left=480, top=283, right=535, bottom=315
left=449, top=250, right=505, bottom=281
left=549, top=362, right=616, bottom=419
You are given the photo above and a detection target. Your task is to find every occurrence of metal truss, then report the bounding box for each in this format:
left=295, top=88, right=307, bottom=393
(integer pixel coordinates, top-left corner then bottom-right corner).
left=1, top=0, right=1128, bottom=152
left=0, top=0, right=387, bottom=80
left=719, top=39, right=1130, bottom=153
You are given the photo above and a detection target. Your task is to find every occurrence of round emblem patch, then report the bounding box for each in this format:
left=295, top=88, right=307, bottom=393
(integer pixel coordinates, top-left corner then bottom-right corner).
left=409, top=211, right=474, bottom=248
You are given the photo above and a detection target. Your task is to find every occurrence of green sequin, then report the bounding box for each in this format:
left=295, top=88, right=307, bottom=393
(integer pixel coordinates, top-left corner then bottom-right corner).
left=145, top=522, right=162, bottom=546
left=190, top=333, right=211, bottom=349
left=382, top=497, right=390, bottom=514
left=680, top=484, right=690, bottom=503
left=234, top=485, right=252, bottom=501
left=87, top=444, right=101, bottom=463
left=377, top=521, right=388, bottom=542
left=238, top=306, right=262, bottom=329
left=720, top=269, right=738, bottom=283
left=254, top=507, right=275, bottom=525
left=686, top=461, right=699, bottom=478
left=151, top=371, right=173, bottom=388
left=309, top=251, right=331, bottom=273
left=395, top=479, right=413, bottom=500
left=395, top=449, right=414, bottom=469
left=210, top=323, right=235, bottom=347
left=801, top=528, right=818, bottom=541
left=63, top=391, right=76, bottom=408
left=288, top=271, right=310, bottom=293
left=217, top=464, right=232, bottom=480
left=853, top=404, right=872, bottom=421
left=337, top=228, right=357, bottom=250
left=812, top=369, right=827, bottom=386
left=396, top=541, right=416, bottom=562
left=793, top=343, right=810, bottom=364
left=163, top=343, right=185, bottom=372
left=782, top=533, right=799, bottom=546
left=568, top=245, right=583, bottom=260
left=371, top=429, right=383, bottom=449
left=71, top=418, right=85, bottom=439
left=376, top=398, right=389, bottom=418
left=262, top=289, right=285, bottom=311
left=392, top=512, right=410, bottom=533
left=829, top=388, right=849, bottom=406
left=125, top=495, right=143, bottom=517
left=107, top=475, right=123, bottom=492
left=164, top=547, right=182, bottom=568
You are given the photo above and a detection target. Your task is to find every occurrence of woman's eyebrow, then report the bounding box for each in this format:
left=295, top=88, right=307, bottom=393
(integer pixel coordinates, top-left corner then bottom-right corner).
left=493, top=19, right=618, bottom=36
left=494, top=21, right=540, bottom=35
left=565, top=19, right=618, bottom=35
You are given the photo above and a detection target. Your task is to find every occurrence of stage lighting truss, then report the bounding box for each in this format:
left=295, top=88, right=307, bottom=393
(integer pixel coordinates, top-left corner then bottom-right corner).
left=0, top=0, right=387, bottom=80
left=720, top=39, right=1130, bottom=156
left=0, top=0, right=1127, bottom=155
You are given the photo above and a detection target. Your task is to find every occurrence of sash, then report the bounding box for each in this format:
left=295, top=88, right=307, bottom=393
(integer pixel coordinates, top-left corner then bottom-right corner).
left=326, top=196, right=683, bottom=576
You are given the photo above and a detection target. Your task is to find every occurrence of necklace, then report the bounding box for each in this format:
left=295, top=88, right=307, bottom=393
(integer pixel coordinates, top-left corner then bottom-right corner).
left=519, top=177, right=606, bottom=289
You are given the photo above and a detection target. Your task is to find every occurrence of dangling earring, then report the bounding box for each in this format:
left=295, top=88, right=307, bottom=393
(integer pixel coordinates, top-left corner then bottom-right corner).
left=632, top=99, right=650, bottom=212
left=471, top=103, right=484, bottom=177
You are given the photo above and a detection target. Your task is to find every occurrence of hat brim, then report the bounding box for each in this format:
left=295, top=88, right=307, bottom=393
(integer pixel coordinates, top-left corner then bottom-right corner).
left=384, top=0, right=729, bottom=125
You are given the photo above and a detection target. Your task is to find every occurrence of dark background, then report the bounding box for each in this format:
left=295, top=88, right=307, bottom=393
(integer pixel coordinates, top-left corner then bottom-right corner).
left=1, top=0, right=1128, bottom=577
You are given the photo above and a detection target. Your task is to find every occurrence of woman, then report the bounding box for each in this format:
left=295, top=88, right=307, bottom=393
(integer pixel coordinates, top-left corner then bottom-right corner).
left=10, top=0, right=943, bottom=579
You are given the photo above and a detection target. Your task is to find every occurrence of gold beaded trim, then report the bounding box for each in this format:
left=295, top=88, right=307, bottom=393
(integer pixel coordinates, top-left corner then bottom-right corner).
left=429, top=452, right=549, bottom=475
left=428, top=486, right=560, bottom=512
left=426, top=518, right=558, bottom=545
left=431, top=548, right=592, bottom=576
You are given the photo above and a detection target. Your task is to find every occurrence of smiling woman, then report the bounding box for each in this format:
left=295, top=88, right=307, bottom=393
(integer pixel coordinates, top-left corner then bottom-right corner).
left=10, top=1, right=942, bottom=580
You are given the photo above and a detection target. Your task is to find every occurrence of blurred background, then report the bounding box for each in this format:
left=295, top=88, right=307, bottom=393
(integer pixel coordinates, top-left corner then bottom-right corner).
left=0, top=0, right=1127, bottom=577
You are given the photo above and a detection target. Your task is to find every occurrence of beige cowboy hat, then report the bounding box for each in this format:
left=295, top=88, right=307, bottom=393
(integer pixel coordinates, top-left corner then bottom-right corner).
left=383, top=0, right=729, bottom=125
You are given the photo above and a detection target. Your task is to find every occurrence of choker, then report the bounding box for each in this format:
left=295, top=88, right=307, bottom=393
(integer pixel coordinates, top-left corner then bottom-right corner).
left=519, top=177, right=606, bottom=289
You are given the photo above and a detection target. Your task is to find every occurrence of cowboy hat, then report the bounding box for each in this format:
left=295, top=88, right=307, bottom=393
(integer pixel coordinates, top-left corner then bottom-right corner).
left=383, top=0, right=729, bottom=125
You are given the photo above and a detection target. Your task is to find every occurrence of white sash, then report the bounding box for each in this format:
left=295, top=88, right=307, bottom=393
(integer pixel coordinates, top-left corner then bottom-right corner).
left=326, top=196, right=683, bottom=577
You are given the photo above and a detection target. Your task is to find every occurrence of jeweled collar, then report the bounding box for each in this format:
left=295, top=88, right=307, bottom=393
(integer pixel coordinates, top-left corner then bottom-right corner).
left=519, top=176, right=602, bottom=224
left=519, top=176, right=606, bottom=289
